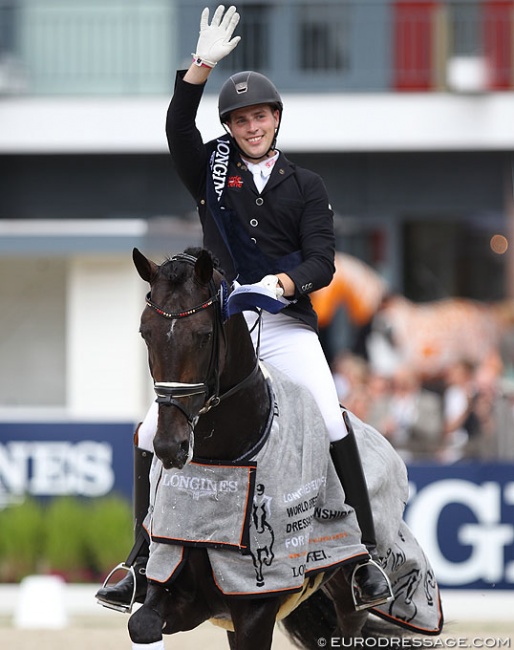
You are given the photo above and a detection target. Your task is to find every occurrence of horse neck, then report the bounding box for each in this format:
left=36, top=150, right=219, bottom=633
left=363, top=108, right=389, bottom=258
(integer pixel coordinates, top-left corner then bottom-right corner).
left=194, top=313, right=271, bottom=462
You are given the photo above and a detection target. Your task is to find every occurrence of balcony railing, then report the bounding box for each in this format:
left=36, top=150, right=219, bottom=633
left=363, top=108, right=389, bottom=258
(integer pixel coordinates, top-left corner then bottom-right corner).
left=0, top=0, right=175, bottom=95
left=0, top=0, right=512, bottom=96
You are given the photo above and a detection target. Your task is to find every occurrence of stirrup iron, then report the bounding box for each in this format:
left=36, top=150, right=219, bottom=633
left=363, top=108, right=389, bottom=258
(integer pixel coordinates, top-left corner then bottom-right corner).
left=96, top=562, right=137, bottom=614
left=350, top=558, right=393, bottom=612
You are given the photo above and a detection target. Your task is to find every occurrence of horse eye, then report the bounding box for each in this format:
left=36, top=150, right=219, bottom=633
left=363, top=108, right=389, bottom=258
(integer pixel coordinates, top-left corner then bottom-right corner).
left=195, top=329, right=212, bottom=348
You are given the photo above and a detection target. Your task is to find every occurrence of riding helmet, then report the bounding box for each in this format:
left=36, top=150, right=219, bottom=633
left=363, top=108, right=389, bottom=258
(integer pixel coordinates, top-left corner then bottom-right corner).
left=218, top=71, right=283, bottom=124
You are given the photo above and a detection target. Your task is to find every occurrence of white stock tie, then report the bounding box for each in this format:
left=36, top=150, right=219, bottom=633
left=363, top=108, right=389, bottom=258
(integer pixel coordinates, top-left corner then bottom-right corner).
left=250, top=166, right=268, bottom=193
left=245, top=155, right=278, bottom=193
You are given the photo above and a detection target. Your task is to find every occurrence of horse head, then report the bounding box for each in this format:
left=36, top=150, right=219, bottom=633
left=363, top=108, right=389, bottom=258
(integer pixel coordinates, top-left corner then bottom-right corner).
left=133, top=247, right=228, bottom=470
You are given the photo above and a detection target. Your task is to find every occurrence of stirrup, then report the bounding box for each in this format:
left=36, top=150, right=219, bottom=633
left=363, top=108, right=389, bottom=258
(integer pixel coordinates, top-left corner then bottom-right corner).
left=96, top=562, right=137, bottom=614
left=350, top=558, right=394, bottom=612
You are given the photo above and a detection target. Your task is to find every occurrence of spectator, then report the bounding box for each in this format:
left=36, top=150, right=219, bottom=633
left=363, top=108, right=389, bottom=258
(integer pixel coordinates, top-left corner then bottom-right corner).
left=384, top=366, right=443, bottom=462
left=467, top=352, right=513, bottom=461
left=331, top=350, right=370, bottom=420
left=365, top=371, right=394, bottom=435
left=439, top=359, right=477, bottom=463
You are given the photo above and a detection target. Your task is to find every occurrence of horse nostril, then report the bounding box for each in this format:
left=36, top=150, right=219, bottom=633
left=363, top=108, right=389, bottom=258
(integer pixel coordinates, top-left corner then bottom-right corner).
left=176, top=440, right=190, bottom=467
left=154, top=437, right=190, bottom=470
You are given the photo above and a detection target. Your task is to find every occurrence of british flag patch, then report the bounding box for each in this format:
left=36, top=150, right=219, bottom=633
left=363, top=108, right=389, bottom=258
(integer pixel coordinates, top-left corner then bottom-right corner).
left=228, top=175, right=243, bottom=188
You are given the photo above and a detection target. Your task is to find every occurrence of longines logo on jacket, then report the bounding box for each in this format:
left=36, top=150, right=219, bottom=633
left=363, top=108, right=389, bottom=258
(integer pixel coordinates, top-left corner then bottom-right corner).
left=210, top=138, right=231, bottom=201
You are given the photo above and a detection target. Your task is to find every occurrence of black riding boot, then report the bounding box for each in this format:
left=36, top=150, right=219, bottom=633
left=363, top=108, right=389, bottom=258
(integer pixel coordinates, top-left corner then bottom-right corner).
left=330, top=411, right=393, bottom=611
left=95, top=445, right=153, bottom=612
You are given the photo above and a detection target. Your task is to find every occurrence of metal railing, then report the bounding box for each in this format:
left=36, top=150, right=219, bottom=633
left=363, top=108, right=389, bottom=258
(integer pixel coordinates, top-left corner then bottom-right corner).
left=0, top=0, right=175, bottom=95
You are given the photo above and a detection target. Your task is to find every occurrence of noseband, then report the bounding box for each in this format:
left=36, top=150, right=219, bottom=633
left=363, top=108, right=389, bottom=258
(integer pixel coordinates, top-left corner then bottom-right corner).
left=145, top=253, right=259, bottom=430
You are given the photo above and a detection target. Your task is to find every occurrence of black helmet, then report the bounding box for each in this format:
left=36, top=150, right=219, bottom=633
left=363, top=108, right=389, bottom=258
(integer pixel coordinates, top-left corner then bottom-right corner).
left=218, top=71, right=283, bottom=124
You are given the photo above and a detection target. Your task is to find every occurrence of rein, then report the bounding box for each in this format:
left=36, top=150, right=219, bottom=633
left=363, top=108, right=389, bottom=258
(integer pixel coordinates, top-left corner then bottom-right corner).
left=146, top=253, right=260, bottom=429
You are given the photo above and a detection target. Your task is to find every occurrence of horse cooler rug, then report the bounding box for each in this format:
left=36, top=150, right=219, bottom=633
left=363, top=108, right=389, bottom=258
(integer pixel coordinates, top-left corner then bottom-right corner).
left=144, top=364, right=443, bottom=635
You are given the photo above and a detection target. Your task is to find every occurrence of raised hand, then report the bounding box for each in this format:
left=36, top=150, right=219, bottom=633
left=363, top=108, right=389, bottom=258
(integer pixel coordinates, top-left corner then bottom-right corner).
left=193, top=5, right=241, bottom=68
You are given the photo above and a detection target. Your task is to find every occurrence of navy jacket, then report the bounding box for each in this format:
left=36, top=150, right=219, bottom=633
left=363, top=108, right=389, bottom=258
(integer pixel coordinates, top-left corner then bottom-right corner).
left=166, top=71, right=335, bottom=331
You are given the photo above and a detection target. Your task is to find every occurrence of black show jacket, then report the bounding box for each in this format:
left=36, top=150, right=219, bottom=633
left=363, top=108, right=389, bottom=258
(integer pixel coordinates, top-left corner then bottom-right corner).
left=166, top=71, right=335, bottom=332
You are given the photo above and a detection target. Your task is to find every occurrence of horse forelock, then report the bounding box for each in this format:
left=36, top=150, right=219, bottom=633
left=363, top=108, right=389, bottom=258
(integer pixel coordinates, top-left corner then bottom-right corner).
left=157, top=249, right=224, bottom=289
left=159, top=257, right=193, bottom=288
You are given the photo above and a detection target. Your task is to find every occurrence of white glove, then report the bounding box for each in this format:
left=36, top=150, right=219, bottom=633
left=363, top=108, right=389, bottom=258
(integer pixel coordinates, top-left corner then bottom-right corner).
left=257, top=275, right=284, bottom=299
left=193, top=5, right=241, bottom=68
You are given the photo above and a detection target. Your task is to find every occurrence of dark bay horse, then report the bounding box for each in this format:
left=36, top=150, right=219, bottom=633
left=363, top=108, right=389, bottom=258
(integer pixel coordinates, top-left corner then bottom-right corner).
left=127, top=247, right=440, bottom=649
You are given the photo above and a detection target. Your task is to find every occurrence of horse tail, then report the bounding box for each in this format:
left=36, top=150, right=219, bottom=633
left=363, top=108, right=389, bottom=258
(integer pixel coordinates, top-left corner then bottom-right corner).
left=280, top=589, right=338, bottom=649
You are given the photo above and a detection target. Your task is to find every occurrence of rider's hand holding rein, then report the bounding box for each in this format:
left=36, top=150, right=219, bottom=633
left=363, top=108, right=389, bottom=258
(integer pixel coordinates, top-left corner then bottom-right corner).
left=186, top=5, right=241, bottom=84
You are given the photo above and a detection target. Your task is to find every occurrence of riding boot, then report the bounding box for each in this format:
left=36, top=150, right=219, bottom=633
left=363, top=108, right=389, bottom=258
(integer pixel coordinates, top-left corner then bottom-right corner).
left=95, top=443, right=153, bottom=612
left=330, top=410, right=393, bottom=611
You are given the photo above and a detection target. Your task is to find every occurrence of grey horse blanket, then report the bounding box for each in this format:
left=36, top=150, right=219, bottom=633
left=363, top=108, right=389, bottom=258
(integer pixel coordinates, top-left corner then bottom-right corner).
left=144, top=364, right=443, bottom=635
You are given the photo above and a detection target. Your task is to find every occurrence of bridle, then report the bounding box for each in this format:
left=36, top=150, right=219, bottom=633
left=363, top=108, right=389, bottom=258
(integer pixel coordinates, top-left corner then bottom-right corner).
left=144, top=253, right=259, bottom=430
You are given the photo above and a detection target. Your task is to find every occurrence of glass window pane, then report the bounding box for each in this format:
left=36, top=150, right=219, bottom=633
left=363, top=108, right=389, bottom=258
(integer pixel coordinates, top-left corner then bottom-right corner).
left=450, top=3, right=481, bottom=57
left=219, top=4, right=269, bottom=73
left=298, top=3, right=350, bottom=72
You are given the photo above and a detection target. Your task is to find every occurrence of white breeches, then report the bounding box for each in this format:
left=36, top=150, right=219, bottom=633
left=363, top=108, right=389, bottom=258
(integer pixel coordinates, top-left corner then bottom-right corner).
left=138, top=400, right=159, bottom=452
left=137, top=310, right=347, bottom=452
left=245, top=311, right=347, bottom=443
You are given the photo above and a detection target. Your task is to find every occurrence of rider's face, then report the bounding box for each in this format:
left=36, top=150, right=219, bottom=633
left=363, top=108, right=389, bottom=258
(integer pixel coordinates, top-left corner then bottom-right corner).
left=226, top=104, right=279, bottom=162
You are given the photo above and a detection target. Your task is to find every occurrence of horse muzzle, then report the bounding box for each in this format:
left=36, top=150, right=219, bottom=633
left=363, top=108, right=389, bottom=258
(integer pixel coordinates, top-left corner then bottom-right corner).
left=154, top=430, right=194, bottom=470
left=152, top=382, right=202, bottom=469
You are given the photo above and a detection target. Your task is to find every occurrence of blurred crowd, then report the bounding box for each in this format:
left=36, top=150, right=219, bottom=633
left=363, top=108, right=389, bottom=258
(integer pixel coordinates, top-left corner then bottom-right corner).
left=332, top=348, right=514, bottom=464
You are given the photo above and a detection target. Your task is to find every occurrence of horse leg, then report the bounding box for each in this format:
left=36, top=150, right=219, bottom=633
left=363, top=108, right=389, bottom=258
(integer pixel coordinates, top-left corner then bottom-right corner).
left=128, top=583, right=171, bottom=648
left=227, top=631, right=236, bottom=650
left=228, top=597, right=281, bottom=650
left=324, top=570, right=368, bottom=639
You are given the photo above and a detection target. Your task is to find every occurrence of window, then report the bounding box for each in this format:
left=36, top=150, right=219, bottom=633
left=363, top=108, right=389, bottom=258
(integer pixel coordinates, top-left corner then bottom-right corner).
left=450, top=2, right=481, bottom=56
left=298, top=3, right=350, bottom=72
left=0, top=1, right=16, bottom=55
left=219, top=4, right=270, bottom=72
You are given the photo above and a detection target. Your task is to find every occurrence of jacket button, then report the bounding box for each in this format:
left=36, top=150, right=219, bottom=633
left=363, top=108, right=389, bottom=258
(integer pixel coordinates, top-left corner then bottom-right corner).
left=256, top=197, right=264, bottom=206
left=250, top=219, right=258, bottom=227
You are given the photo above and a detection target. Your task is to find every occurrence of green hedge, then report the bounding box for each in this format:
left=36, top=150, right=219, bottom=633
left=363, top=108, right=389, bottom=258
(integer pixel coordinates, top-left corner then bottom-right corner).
left=0, top=495, right=133, bottom=583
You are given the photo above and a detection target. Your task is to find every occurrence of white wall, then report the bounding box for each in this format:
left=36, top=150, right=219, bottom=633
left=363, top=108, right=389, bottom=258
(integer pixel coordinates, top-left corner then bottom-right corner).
left=2, top=92, right=514, bottom=154
left=0, top=257, right=66, bottom=408
left=66, top=254, right=151, bottom=421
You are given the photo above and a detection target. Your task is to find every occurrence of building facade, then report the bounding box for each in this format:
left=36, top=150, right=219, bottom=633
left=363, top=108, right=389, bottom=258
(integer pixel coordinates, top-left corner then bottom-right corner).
left=1, top=0, right=514, bottom=416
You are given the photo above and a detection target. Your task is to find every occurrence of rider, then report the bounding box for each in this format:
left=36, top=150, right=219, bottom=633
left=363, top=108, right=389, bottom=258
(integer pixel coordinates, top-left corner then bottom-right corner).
left=96, top=4, right=392, bottom=612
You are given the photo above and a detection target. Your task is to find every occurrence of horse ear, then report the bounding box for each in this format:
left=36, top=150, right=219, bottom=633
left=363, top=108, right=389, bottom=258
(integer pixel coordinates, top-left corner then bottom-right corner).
left=133, top=248, right=158, bottom=283
left=194, top=250, right=214, bottom=286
